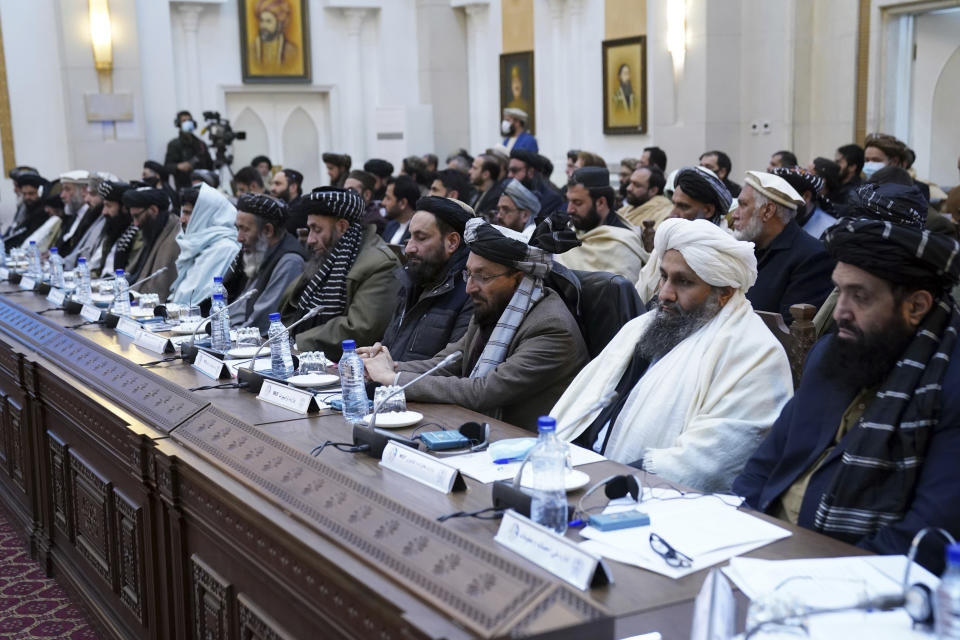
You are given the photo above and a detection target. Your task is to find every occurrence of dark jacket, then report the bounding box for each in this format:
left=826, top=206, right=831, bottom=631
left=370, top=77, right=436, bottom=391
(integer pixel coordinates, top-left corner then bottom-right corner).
left=733, top=336, right=960, bottom=573
left=381, top=219, right=411, bottom=247
left=131, top=212, right=180, bottom=298
left=471, top=183, right=504, bottom=222
left=279, top=225, right=402, bottom=361
left=224, top=233, right=307, bottom=332
left=56, top=204, right=101, bottom=256
left=831, top=177, right=863, bottom=218
left=746, top=220, right=836, bottom=323
left=381, top=246, right=473, bottom=361
left=164, top=133, right=213, bottom=190
left=3, top=201, right=47, bottom=248
left=283, top=195, right=305, bottom=236
left=396, top=289, right=589, bottom=430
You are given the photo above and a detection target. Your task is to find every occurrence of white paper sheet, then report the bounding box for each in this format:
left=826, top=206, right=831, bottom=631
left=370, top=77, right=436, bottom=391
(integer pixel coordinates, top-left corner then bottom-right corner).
left=442, top=444, right=605, bottom=484
left=577, top=489, right=789, bottom=579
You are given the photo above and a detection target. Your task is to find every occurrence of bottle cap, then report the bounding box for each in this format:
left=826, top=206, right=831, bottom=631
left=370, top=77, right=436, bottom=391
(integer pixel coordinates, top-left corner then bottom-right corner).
left=214, top=276, right=222, bottom=283
left=49, top=248, right=58, bottom=254
left=78, top=257, right=87, bottom=264
left=342, top=339, right=356, bottom=351
left=948, top=543, right=960, bottom=566
left=213, top=293, right=224, bottom=301
left=29, top=241, right=36, bottom=246
left=269, top=312, right=281, bottom=322
left=537, top=416, right=556, bottom=433
left=115, top=269, right=124, bottom=276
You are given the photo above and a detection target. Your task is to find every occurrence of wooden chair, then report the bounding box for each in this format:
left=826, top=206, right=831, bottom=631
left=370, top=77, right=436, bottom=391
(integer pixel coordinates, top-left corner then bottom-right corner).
left=756, top=303, right=817, bottom=388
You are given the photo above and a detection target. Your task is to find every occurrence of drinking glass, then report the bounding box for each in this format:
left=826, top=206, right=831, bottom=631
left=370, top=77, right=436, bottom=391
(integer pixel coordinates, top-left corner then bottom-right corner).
left=373, top=385, right=407, bottom=413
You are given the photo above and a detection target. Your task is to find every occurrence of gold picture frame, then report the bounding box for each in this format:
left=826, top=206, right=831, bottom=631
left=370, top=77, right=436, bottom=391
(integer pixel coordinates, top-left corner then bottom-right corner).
left=239, top=0, right=311, bottom=83
left=602, top=36, right=647, bottom=135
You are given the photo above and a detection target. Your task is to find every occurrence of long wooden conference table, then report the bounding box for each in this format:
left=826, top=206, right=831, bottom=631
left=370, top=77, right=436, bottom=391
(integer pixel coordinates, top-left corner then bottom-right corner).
left=0, top=288, right=865, bottom=640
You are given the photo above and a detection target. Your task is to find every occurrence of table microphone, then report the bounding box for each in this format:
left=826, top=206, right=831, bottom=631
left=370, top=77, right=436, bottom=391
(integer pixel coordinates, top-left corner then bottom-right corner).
left=236, top=306, right=323, bottom=392
left=491, top=391, right=619, bottom=518
left=129, top=266, right=167, bottom=290
left=180, top=288, right=259, bottom=363
left=103, top=267, right=171, bottom=325
left=351, top=350, right=462, bottom=459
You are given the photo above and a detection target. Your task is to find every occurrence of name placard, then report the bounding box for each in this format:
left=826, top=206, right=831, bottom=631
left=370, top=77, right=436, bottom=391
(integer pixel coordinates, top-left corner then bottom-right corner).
left=494, top=510, right=613, bottom=591
left=80, top=304, right=103, bottom=323
left=379, top=441, right=466, bottom=494
left=257, top=379, right=320, bottom=414
left=46, top=288, right=66, bottom=306
left=134, top=331, right=173, bottom=354
left=0, top=267, right=8, bottom=280
left=19, top=276, right=36, bottom=291
left=115, top=316, right=142, bottom=339
left=193, top=350, right=230, bottom=380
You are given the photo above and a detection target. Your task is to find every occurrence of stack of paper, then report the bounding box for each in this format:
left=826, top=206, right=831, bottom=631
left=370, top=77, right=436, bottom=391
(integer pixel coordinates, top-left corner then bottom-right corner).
left=723, top=556, right=938, bottom=639
left=442, top=444, right=605, bottom=484
left=577, top=489, right=791, bottom=579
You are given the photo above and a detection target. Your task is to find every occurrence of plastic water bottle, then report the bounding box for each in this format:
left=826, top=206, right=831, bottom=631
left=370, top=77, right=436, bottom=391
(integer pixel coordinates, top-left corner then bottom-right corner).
left=0, top=235, right=6, bottom=267
left=338, top=339, right=368, bottom=423
left=267, top=313, right=294, bottom=377
left=936, top=543, right=960, bottom=638
left=210, top=293, right=231, bottom=352
left=112, top=269, right=131, bottom=316
left=212, top=275, right=227, bottom=300
left=529, top=416, right=568, bottom=535
left=76, top=257, right=92, bottom=303
left=48, top=248, right=64, bottom=289
left=28, top=241, right=42, bottom=278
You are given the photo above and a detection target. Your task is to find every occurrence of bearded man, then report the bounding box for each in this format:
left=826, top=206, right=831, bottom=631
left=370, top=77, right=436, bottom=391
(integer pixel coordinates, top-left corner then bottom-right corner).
left=251, top=0, right=299, bottom=70
left=362, top=218, right=588, bottom=428
left=279, top=188, right=402, bottom=360
left=552, top=218, right=793, bottom=492
left=94, top=181, right=143, bottom=277
left=223, top=194, right=305, bottom=332
left=377, top=197, right=475, bottom=361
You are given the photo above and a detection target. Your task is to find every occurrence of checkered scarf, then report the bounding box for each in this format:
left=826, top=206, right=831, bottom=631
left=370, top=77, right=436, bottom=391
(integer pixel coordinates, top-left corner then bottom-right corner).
left=113, top=224, right=139, bottom=270
left=295, top=223, right=363, bottom=322
left=814, top=218, right=960, bottom=540
left=463, top=218, right=552, bottom=378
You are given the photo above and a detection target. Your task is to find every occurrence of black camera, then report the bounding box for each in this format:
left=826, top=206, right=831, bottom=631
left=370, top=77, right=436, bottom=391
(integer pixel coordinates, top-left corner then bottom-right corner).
left=202, top=111, right=246, bottom=169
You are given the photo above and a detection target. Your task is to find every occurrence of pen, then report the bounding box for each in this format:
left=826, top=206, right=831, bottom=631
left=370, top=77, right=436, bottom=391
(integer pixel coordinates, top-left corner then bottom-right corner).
left=492, top=456, right=524, bottom=465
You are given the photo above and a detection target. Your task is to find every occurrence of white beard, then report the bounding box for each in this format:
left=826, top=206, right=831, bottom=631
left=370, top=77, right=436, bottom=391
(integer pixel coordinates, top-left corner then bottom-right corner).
left=242, top=234, right=270, bottom=279
left=733, top=207, right=765, bottom=242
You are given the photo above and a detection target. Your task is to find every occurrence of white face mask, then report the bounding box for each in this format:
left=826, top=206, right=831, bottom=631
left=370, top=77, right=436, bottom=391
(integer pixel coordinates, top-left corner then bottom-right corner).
left=862, top=161, right=885, bottom=179
left=500, top=119, right=514, bottom=136
left=180, top=120, right=196, bottom=133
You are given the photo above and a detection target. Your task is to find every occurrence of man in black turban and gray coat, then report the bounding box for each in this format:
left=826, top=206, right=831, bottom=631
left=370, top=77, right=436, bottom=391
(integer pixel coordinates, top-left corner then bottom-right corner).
left=361, top=218, right=589, bottom=429
left=279, top=188, right=402, bottom=360
left=223, top=193, right=306, bottom=333
left=123, top=187, right=179, bottom=298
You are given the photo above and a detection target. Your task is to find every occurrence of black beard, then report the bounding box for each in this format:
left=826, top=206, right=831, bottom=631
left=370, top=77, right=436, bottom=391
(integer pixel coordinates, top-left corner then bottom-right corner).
left=822, top=316, right=914, bottom=389
left=260, top=28, right=279, bottom=42
left=619, top=183, right=628, bottom=199
left=626, top=191, right=649, bottom=207
left=637, top=294, right=721, bottom=361
left=104, top=211, right=132, bottom=242
left=571, top=205, right=603, bottom=232
left=407, top=256, right=445, bottom=287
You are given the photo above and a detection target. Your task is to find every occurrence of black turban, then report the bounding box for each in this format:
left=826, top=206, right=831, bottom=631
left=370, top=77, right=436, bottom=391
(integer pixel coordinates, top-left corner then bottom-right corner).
left=43, top=189, right=64, bottom=209
left=529, top=210, right=582, bottom=255
left=143, top=160, right=166, bottom=176
left=463, top=218, right=552, bottom=277
left=294, top=187, right=364, bottom=223
left=322, top=152, right=351, bottom=169
left=846, top=182, right=927, bottom=228
left=570, top=166, right=610, bottom=188
left=825, top=218, right=960, bottom=294
left=414, top=196, right=475, bottom=235
left=509, top=148, right=538, bottom=167
left=122, top=187, right=170, bottom=211
left=16, top=173, right=48, bottom=189
left=364, top=158, right=393, bottom=178
left=673, top=166, right=733, bottom=223
left=98, top=180, right=131, bottom=203
left=237, top=193, right=287, bottom=228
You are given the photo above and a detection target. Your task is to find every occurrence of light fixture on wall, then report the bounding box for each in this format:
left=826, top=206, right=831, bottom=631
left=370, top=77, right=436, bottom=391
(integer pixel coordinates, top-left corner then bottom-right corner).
left=88, top=0, right=113, bottom=72
left=667, top=0, right=686, bottom=79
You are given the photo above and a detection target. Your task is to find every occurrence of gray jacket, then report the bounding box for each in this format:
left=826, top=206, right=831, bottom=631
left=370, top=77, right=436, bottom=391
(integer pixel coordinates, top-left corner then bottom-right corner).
left=396, top=289, right=589, bottom=431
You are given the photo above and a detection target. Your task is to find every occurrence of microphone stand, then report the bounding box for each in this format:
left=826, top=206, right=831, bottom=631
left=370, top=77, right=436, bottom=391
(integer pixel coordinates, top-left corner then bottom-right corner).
left=235, top=306, right=322, bottom=392
left=181, top=288, right=259, bottom=362
left=351, top=350, right=462, bottom=459
left=129, top=266, right=168, bottom=290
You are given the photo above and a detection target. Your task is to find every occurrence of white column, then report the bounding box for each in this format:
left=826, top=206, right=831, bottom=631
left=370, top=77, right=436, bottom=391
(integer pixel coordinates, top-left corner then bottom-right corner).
left=175, top=3, right=205, bottom=116
left=463, top=3, right=491, bottom=153
left=546, top=0, right=568, bottom=160
left=567, top=0, right=585, bottom=147
left=342, top=8, right=372, bottom=159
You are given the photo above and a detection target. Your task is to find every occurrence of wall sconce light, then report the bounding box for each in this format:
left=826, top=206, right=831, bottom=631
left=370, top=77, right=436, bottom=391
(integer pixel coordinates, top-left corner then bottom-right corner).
left=667, top=0, right=686, bottom=78
left=88, top=0, right=113, bottom=71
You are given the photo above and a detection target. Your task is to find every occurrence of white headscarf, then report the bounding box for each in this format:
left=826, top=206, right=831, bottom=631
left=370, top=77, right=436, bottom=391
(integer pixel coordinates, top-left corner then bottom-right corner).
left=654, top=218, right=757, bottom=290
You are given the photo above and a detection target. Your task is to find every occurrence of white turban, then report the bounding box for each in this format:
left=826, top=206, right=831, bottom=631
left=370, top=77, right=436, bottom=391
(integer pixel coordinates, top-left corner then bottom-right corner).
left=654, top=218, right=758, bottom=290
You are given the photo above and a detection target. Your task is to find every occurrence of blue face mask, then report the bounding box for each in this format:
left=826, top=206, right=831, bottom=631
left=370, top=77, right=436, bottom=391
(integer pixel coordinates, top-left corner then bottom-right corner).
left=862, top=161, right=885, bottom=179
left=180, top=120, right=196, bottom=133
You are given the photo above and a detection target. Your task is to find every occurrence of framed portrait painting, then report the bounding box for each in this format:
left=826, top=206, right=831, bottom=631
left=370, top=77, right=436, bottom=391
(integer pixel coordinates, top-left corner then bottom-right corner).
left=239, top=0, right=311, bottom=83
left=602, top=36, right=647, bottom=135
left=499, top=52, right=535, bottom=135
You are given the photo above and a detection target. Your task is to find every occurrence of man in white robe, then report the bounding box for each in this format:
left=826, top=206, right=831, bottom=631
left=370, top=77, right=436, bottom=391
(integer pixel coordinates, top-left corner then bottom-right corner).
left=552, top=218, right=794, bottom=492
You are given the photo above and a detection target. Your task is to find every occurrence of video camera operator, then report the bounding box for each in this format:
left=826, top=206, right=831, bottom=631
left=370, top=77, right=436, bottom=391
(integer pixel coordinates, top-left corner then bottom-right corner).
left=165, top=110, right=213, bottom=190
